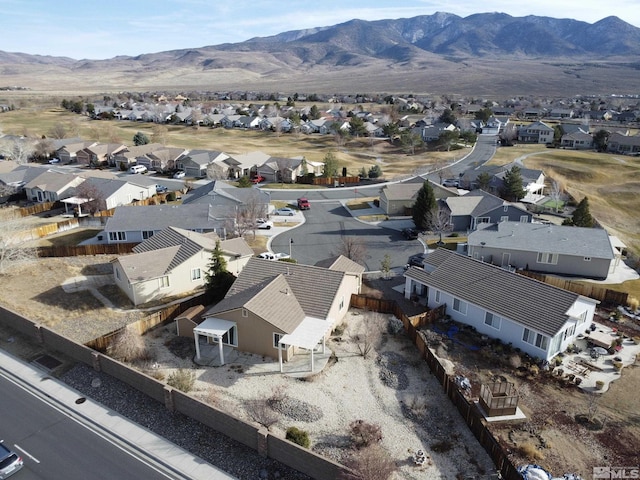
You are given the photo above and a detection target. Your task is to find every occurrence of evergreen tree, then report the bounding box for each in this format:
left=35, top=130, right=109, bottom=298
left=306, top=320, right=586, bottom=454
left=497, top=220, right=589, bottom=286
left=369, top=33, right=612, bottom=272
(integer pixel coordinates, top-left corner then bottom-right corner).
left=500, top=166, right=526, bottom=201
left=368, top=165, right=382, bottom=179
left=412, top=181, right=437, bottom=231
left=565, top=197, right=594, bottom=227
left=309, top=105, right=321, bottom=120
left=204, top=241, right=235, bottom=301
left=593, top=129, right=609, bottom=152
left=133, top=131, right=150, bottom=146
left=322, top=152, right=339, bottom=178
left=476, top=172, right=492, bottom=191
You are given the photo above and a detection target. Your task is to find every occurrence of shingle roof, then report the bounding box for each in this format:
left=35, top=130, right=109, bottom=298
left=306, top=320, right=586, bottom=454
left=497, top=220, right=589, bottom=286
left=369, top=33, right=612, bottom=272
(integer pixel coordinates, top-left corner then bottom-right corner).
left=404, top=249, right=592, bottom=337
left=222, top=257, right=346, bottom=319
left=182, top=180, right=270, bottom=207
left=103, top=204, right=225, bottom=233
left=118, top=245, right=179, bottom=282
left=468, top=222, right=615, bottom=259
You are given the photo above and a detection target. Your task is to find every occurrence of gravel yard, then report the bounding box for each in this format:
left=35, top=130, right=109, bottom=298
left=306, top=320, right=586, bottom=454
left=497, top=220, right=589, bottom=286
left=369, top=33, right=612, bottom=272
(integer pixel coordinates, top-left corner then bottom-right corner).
left=135, top=311, right=496, bottom=479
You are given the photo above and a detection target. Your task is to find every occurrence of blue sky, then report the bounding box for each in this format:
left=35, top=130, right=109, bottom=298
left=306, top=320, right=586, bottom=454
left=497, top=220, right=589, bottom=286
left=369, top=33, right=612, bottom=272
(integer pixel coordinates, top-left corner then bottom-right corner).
left=1, top=0, right=638, bottom=59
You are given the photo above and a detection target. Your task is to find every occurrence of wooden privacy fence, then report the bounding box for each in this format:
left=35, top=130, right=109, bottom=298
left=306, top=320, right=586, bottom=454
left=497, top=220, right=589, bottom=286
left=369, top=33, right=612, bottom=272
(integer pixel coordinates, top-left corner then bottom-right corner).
left=351, top=294, right=523, bottom=480
left=38, top=243, right=137, bottom=257
left=298, top=176, right=360, bottom=186
left=518, top=270, right=628, bottom=306
left=17, top=201, right=61, bottom=216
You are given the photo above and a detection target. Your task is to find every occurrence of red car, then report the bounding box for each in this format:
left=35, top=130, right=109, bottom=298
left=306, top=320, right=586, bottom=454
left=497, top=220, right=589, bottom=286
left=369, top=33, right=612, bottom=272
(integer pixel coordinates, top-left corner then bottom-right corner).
left=251, top=175, right=265, bottom=184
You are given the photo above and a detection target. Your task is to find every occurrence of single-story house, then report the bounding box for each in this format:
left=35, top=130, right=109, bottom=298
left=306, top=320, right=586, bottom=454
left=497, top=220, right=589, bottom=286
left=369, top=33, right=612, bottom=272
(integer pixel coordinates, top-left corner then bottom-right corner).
left=103, top=203, right=229, bottom=244
left=71, top=177, right=156, bottom=212
left=257, top=156, right=305, bottom=183
left=194, top=256, right=364, bottom=370
left=112, top=143, right=166, bottom=170
left=467, top=222, right=619, bottom=280
left=560, top=131, right=593, bottom=150
left=182, top=180, right=271, bottom=220
left=56, top=141, right=98, bottom=164
left=444, top=190, right=532, bottom=232
left=175, top=150, right=230, bottom=178
left=23, top=170, right=85, bottom=203
left=606, top=132, right=640, bottom=155
left=134, top=147, right=188, bottom=173
left=112, top=227, right=253, bottom=306
left=379, top=179, right=458, bottom=216
left=404, top=248, right=599, bottom=361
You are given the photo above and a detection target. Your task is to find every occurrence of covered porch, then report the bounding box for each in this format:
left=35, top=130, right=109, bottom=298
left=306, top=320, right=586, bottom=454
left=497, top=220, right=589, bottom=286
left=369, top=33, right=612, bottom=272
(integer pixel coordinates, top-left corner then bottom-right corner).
left=279, top=316, right=332, bottom=374
left=193, top=317, right=237, bottom=366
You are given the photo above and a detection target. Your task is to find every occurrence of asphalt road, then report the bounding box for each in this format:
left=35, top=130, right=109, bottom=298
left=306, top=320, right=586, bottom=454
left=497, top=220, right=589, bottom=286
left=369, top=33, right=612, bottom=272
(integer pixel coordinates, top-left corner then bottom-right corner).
left=270, top=200, right=423, bottom=272
left=268, top=135, right=498, bottom=271
left=0, top=374, right=173, bottom=480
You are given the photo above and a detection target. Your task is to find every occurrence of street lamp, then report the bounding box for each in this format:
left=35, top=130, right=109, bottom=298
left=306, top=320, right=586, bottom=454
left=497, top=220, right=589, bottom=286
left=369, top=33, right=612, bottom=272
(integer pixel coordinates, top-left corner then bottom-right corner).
left=289, top=238, right=294, bottom=258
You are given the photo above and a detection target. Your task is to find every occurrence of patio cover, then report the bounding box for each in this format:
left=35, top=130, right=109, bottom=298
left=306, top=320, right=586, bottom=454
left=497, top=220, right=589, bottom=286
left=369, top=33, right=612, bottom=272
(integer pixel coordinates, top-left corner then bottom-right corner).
left=193, top=317, right=236, bottom=365
left=61, top=196, right=91, bottom=215
left=278, top=316, right=332, bottom=373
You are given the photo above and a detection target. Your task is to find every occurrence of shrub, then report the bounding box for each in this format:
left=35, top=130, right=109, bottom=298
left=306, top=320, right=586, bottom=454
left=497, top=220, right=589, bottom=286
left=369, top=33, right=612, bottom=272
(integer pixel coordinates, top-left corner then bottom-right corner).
left=245, top=399, right=279, bottom=429
left=628, top=297, right=639, bottom=312
left=286, top=427, right=310, bottom=448
left=350, top=420, right=382, bottom=449
left=167, top=368, right=196, bottom=392
left=166, top=191, right=176, bottom=201
left=107, top=325, right=149, bottom=362
left=508, top=354, right=522, bottom=369
left=519, top=442, right=544, bottom=461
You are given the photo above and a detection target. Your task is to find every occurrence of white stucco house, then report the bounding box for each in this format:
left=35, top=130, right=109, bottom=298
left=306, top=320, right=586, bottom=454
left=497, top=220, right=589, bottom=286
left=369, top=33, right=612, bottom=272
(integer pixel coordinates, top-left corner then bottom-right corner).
left=112, top=226, right=253, bottom=306
left=404, top=249, right=599, bottom=361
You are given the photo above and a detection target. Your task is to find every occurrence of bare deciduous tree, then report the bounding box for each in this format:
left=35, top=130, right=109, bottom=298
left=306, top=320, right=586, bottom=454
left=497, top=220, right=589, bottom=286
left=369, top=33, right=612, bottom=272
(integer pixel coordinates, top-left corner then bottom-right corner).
left=48, top=122, right=68, bottom=139
left=335, top=236, right=366, bottom=265
left=0, top=218, right=38, bottom=274
left=75, top=181, right=106, bottom=214
left=549, top=178, right=565, bottom=213
left=342, top=444, right=397, bottom=480
left=206, top=162, right=227, bottom=181
left=0, top=137, right=35, bottom=164
left=428, top=203, right=452, bottom=244
left=350, top=312, right=386, bottom=359
left=245, top=399, right=279, bottom=430
left=151, top=124, right=168, bottom=146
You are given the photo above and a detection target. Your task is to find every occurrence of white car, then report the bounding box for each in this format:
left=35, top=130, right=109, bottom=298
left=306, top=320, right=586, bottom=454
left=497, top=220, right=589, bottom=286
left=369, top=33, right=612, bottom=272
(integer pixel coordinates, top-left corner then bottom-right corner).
left=48, top=158, right=61, bottom=164
left=257, top=219, right=273, bottom=230
left=274, top=207, right=295, bottom=216
left=173, top=170, right=186, bottom=179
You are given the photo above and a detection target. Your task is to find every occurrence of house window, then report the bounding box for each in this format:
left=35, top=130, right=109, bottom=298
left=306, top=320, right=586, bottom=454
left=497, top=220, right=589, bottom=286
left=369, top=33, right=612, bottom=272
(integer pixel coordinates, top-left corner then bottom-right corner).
left=115, top=267, right=120, bottom=280
left=477, top=217, right=490, bottom=224
left=503, top=205, right=509, bottom=212
left=273, top=333, right=285, bottom=350
left=577, top=311, right=587, bottom=323
left=453, top=298, right=467, bottom=315
left=191, top=268, right=201, bottom=281
left=500, top=216, right=509, bottom=222
left=584, top=257, right=591, bottom=262
left=537, top=252, right=558, bottom=265
left=520, top=215, right=529, bottom=223
left=242, top=308, right=248, bottom=318
left=142, top=230, right=154, bottom=239
left=221, top=326, right=237, bottom=347
left=159, top=276, right=170, bottom=289
left=484, top=312, right=501, bottom=330
left=108, top=231, right=127, bottom=241
left=339, top=296, right=344, bottom=310
left=523, top=328, right=549, bottom=350
left=435, top=290, right=441, bottom=303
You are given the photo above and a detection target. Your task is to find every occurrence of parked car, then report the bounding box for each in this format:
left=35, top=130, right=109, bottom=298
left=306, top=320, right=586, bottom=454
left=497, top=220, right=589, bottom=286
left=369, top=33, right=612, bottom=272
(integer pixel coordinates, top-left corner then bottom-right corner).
left=257, top=219, right=273, bottom=230
left=155, top=185, right=168, bottom=194
left=251, top=175, right=265, bottom=184
left=274, top=207, right=295, bottom=216
left=128, top=165, right=147, bottom=174
left=442, top=178, right=459, bottom=188
left=405, top=253, right=426, bottom=269
left=48, top=158, right=61, bottom=164
left=173, top=170, right=186, bottom=179
left=0, top=442, right=23, bottom=479
left=257, top=252, right=290, bottom=261
left=402, top=228, right=419, bottom=240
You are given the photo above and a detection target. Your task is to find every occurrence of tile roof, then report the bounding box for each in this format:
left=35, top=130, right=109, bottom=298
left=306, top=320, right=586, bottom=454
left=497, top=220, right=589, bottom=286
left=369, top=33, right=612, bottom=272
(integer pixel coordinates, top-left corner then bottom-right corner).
left=404, top=249, right=592, bottom=337
left=468, top=222, right=615, bottom=259
left=222, top=257, right=346, bottom=319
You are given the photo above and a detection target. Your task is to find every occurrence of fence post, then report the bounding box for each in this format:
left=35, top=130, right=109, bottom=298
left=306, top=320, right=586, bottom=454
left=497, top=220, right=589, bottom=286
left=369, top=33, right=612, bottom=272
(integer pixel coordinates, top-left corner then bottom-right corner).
left=91, top=351, right=102, bottom=372
left=257, top=428, right=269, bottom=457
left=164, top=386, right=175, bottom=412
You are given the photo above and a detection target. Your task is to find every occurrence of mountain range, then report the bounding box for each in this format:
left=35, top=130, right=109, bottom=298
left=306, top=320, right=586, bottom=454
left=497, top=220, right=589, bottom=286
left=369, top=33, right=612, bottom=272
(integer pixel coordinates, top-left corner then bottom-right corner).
left=2, top=12, right=640, bottom=96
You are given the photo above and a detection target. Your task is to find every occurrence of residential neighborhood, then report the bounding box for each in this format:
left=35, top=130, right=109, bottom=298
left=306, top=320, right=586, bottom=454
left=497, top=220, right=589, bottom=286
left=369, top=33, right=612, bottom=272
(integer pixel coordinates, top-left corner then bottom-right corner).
left=1, top=88, right=639, bottom=480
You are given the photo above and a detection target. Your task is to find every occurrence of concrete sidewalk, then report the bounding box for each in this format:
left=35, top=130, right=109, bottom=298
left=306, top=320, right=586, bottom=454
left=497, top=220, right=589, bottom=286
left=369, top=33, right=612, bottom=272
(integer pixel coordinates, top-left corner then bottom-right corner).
left=0, top=349, right=235, bottom=480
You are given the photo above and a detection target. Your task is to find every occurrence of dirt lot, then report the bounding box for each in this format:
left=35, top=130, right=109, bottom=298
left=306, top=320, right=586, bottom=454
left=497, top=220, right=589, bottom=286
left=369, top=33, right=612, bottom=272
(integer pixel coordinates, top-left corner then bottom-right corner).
left=417, top=312, right=640, bottom=478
